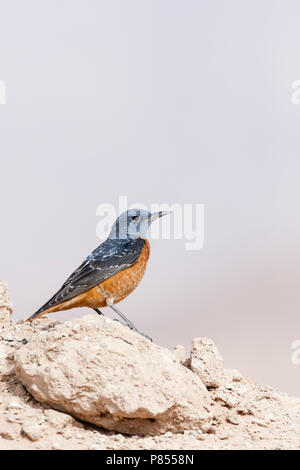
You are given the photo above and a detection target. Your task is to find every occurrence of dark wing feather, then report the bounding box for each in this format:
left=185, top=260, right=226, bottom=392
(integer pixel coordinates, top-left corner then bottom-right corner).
left=28, top=238, right=145, bottom=319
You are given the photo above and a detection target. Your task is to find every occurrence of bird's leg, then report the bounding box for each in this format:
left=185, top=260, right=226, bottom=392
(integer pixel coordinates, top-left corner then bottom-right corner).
left=93, top=306, right=125, bottom=327
left=93, top=305, right=129, bottom=328
left=106, top=301, right=136, bottom=329
left=106, top=299, right=152, bottom=342
left=93, top=308, right=104, bottom=316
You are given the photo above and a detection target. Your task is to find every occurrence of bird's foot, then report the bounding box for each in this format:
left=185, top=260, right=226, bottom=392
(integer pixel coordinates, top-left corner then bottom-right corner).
left=127, top=324, right=153, bottom=342
left=113, top=318, right=152, bottom=342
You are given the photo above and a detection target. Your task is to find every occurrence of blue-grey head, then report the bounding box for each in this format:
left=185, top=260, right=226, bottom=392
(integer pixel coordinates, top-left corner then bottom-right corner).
left=109, top=209, right=171, bottom=240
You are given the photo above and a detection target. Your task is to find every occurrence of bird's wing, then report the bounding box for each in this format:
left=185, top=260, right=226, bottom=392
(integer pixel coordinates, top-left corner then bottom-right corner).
left=29, top=238, right=145, bottom=319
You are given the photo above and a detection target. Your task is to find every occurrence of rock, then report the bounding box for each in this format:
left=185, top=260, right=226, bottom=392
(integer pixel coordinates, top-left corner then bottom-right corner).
left=0, top=425, right=19, bottom=440
left=223, top=368, right=243, bottom=385
left=1, top=278, right=299, bottom=449
left=43, top=408, right=84, bottom=439
left=15, top=315, right=211, bottom=436
left=22, top=423, right=41, bottom=441
left=0, top=281, right=12, bottom=325
left=190, top=337, right=226, bottom=388
left=213, top=387, right=239, bottom=408
left=43, top=409, right=77, bottom=428
left=14, top=383, right=27, bottom=397
left=0, top=343, right=15, bottom=378
left=51, top=441, right=61, bottom=450
left=172, top=345, right=186, bottom=363
left=90, top=444, right=102, bottom=450
left=6, top=399, right=23, bottom=410
left=226, top=413, right=240, bottom=425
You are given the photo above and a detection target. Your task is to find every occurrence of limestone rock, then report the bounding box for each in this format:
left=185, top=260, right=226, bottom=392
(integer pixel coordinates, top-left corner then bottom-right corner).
left=0, top=281, right=12, bottom=325
left=0, top=425, right=19, bottom=440
left=172, top=345, right=186, bottom=363
left=190, top=337, right=226, bottom=388
left=15, top=315, right=211, bottom=436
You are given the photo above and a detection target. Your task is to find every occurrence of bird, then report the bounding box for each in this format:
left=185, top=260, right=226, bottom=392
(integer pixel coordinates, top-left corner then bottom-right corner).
left=26, top=209, right=170, bottom=340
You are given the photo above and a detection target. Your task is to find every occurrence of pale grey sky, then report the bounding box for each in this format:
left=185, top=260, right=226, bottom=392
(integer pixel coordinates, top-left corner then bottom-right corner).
left=1, top=0, right=300, bottom=394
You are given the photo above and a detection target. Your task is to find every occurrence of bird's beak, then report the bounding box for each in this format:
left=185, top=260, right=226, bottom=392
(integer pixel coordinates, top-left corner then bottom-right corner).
left=147, top=210, right=171, bottom=223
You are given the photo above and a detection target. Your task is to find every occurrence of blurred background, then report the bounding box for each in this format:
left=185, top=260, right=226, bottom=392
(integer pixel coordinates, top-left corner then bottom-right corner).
left=1, top=0, right=300, bottom=394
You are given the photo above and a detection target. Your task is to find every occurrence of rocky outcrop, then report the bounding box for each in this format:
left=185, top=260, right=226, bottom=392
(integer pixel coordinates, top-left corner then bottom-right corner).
left=0, top=281, right=12, bottom=325
left=14, top=315, right=212, bottom=436
left=0, top=281, right=14, bottom=378
left=190, top=337, right=243, bottom=388
left=1, top=282, right=300, bottom=449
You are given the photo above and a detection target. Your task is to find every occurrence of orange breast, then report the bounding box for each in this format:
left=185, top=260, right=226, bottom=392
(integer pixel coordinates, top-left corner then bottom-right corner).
left=94, top=238, right=150, bottom=305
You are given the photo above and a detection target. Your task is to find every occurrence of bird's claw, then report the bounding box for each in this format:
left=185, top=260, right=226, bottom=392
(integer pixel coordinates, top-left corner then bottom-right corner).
left=113, top=319, right=152, bottom=342
left=128, top=325, right=152, bottom=342
left=142, top=334, right=153, bottom=342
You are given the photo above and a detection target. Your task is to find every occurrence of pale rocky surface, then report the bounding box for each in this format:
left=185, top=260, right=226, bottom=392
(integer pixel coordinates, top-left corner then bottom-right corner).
left=0, top=281, right=300, bottom=450
left=14, top=315, right=211, bottom=436
left=190, top=337, right=243, bottom=389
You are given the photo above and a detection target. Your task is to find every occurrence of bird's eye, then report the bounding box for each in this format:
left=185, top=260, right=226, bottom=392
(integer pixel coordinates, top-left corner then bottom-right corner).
left=131, top=215, right=139, bottom=221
